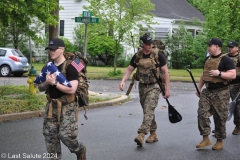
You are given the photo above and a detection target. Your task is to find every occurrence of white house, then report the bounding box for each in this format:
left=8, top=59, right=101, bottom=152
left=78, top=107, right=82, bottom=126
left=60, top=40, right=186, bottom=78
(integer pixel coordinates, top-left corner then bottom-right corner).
left=35, top=0, right=205, bottom=59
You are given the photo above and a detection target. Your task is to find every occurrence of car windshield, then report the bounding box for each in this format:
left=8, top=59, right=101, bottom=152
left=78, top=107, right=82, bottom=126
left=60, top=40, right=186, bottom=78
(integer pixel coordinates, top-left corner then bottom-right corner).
left=11, top=49, right=24, bottom=57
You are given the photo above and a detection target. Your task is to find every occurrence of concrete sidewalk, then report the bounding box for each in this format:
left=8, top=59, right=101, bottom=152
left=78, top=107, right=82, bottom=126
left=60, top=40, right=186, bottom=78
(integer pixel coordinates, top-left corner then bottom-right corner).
left=0, top=91, right=130, bottom=122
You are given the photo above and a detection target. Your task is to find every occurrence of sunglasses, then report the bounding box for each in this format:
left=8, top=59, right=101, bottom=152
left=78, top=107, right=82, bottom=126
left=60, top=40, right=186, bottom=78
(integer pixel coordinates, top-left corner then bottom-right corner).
left=48, top=48, right=59, bottom=51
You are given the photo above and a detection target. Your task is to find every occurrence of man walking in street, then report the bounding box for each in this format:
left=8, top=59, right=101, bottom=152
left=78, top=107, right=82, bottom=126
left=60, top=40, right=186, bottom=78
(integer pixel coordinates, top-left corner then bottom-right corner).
left=226, top=40, right=240, bottom=135
left=196, top=38, right=236, bottom=150
left=37, top=38, right=86, bottom=160
left=119, top=34, right=170, bottom=147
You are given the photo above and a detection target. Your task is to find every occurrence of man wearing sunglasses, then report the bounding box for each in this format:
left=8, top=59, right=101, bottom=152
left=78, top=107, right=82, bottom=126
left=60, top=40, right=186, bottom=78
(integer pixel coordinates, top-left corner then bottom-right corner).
left=226, top=41, right=240, bottom=135
left=38, top=38, right=86, bottom=160
left=196, top=38, right=236, bottom=150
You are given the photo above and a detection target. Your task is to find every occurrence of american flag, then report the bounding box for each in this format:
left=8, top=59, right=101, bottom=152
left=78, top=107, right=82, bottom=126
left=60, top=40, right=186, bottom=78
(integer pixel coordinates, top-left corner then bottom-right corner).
left=34, top=62, right=72, bottom=87
left=71, top=57, right=85, bottom=72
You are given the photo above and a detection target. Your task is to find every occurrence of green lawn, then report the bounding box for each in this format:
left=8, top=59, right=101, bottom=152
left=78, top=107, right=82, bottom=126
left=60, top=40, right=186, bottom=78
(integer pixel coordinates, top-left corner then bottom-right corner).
left=2, top=63, right=202, bottom=115
left=29, top=63, right=202, bottom=82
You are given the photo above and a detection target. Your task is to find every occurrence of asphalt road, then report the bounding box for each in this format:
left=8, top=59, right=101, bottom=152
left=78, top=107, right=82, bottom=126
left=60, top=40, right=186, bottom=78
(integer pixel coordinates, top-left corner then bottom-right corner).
left=0, top=78, right=240, bottom=160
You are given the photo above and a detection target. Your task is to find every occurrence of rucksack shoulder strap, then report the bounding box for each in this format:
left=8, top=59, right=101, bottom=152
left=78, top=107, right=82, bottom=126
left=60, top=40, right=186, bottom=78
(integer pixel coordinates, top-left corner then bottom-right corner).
left=61, top=59, right=72, bottom=78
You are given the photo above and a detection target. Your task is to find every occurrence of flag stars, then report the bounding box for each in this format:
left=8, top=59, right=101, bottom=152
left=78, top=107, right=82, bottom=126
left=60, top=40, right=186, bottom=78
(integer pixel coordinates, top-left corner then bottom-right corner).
left=39, top=72, right=43, bottom=77
left=63, top=81, right=69, bottom=86
left=45, top=69, right=51, bottom=75
left=55, top=70, right=61, bottom=76
left=47, top=62, right=52, bottom=66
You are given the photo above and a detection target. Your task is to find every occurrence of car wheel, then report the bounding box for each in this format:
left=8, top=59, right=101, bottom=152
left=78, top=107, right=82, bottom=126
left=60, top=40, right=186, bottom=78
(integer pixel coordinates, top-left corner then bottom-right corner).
left=0, top=65, right=11, bottom=77
left=13, top=73, right=23, bottom=77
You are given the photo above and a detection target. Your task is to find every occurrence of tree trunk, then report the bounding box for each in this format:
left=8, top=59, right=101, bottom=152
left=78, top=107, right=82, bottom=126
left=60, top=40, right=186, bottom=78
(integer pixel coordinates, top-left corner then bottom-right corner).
left=47, top=0, right=59, bottom=60
left=114, top=40, right=119, bottom=74
left=49, top=0, right=59, bottom=41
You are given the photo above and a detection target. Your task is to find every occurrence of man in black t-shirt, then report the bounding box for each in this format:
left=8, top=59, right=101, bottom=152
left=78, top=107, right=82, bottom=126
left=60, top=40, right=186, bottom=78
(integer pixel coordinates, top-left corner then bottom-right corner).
left=196, top=38, right=236, bottom=150
left=226, top=40, right=240, bottom=135
left=119, top=34, right=170, bottom=147
left=38, top=38, right=86, bottom=160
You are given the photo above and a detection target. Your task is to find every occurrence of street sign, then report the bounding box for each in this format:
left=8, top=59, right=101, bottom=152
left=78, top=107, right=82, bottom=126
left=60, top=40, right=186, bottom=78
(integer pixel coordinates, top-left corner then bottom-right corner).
left=82, top=11, right=92, bottom=17
left=75, top=17, right=99, bottom=23
left=75, top=11, right=100, bottom=58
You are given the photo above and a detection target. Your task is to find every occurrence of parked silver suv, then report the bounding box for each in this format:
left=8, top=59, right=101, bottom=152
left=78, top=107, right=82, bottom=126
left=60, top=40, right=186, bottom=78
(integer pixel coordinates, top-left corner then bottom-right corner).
left=0, top=47, right=29, bottom=77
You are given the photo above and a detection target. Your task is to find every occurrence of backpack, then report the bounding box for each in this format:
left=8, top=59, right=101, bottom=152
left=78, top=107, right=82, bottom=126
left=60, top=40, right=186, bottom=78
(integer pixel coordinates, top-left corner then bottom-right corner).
left=61, top=52, right=89, bottom=108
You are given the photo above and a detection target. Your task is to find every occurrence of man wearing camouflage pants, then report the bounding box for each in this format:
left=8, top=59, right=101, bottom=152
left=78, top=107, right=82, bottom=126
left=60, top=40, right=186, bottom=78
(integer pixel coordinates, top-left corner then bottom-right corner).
left=119, top=34, right=170, bottom=147
left=38, top=38, right=86, bottom=160
left=196, top=38, right=236, bottom=150
left=226, top=40, right=240, bottom=135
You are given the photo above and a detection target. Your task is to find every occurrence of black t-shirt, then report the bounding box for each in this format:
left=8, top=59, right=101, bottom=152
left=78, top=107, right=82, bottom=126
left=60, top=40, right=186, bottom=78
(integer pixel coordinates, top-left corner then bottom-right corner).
left=228, top=53, right=240, bottom=83
left=204, top=54, right=235, bottom=89
left=129, top=52, right=167, bottom=68
left=48, top=62, right=79, bottom=98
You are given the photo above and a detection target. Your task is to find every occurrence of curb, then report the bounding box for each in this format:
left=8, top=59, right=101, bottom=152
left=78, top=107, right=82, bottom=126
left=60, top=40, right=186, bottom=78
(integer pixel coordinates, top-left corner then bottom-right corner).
left=0, top=95, right=130, bottom=122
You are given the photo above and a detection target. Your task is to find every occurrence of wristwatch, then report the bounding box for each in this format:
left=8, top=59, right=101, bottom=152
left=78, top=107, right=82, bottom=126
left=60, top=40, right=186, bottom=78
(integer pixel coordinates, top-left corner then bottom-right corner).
left=52, top=81, right=58, bottom=88
left=218, top=71, right=222, bottom=77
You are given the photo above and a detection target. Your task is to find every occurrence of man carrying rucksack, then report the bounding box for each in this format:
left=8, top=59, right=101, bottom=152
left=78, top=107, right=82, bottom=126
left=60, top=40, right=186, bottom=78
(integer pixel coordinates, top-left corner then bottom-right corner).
left=37, top=38, right=86, bottom=160
left=119, top=34, right=170, bottom=147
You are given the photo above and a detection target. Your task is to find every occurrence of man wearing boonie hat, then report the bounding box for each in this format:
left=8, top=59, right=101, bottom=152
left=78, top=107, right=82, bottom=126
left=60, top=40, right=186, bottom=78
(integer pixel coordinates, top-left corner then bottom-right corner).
left=226, top=40, right=240, bottom=135
left=196, top=38, right=236, bottom=150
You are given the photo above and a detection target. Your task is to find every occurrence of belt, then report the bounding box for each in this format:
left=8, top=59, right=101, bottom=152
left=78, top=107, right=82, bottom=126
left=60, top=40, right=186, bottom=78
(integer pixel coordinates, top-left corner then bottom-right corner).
left=140, top=82, right=156, bottom=85
left=207, top=86, right=228, bottom=92
left=46, top=94, right=76, bottom=124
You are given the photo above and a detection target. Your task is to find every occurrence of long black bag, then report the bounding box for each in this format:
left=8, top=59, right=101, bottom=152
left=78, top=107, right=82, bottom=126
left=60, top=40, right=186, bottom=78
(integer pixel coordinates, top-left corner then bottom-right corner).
left=150, top=69, right=182, bottom=123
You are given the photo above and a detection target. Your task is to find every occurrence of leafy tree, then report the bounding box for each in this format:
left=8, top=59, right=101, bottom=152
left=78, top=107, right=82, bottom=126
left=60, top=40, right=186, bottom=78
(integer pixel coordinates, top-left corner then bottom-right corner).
left=0, top=0, right=60, bottom=48
left=166, top=24, right=197, bottom=69
left=87, top=35, right=123, bottom=66
left=187, top=0, right=240, bottom=46
left=84, top=0, right=155, bottom=72
left=73, top=24, right=85, bottom=53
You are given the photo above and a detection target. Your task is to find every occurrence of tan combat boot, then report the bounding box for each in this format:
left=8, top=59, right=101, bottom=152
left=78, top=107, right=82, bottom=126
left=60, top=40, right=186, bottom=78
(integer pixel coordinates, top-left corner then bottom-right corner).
left=145, top=131, right=158, bottom=143
left=232, top=126, right=240, bottom=135
left=196, top=135, right=212, bottom=148
left=76, top=146, right=86, bottom=160
left=134, top=133, right=145, bottom=147
left=212, top=139, right=223, bottom=150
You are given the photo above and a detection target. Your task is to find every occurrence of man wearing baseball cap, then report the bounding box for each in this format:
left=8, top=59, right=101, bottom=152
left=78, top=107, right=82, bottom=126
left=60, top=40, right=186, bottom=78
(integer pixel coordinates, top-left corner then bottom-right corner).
left=226, top=40, right=240, bottom=135
left=45, top=38, right=65, bottom=51
left=119, top=34, right=170, bottom=147
left=39, top=38, right=87, bottom=160
left=196, top=38, right=236, bottom=150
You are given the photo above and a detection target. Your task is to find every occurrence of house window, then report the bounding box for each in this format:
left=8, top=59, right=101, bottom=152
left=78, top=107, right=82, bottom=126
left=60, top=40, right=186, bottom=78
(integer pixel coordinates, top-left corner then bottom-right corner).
left=59, top=20, right=64, bottom=36
left=155, top=28, right=168, bottom=41
left=139, top=28, right=153, bottom=37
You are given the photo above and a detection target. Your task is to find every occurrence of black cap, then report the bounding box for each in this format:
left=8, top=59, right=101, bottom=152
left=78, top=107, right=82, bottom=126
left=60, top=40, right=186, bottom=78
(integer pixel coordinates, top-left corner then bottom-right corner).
left=228, top=40, right=238, bottom=47
left=45, top=38, right=65, bottom=50
left=205, top=38, right=222, bottom=47
left=140, top=35, right=153, bottom=45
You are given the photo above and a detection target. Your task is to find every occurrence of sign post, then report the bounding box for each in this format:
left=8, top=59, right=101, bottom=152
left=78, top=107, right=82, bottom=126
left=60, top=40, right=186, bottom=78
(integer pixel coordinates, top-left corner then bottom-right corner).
left=75, top=11, right=99, bottom=58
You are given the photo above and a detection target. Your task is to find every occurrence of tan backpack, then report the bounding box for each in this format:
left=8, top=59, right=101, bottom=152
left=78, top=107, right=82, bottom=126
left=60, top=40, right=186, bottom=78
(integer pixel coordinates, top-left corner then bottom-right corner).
left=62, top=52, right=89, bottom=108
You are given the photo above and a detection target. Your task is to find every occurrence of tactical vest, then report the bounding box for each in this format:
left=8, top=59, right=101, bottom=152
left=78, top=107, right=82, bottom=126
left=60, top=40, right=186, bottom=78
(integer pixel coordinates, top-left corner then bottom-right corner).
left=227, top=53, right=240, bottom=76
left=134, top=48, right=160, bottom=84
left=203, top=54, right=228, bottom=84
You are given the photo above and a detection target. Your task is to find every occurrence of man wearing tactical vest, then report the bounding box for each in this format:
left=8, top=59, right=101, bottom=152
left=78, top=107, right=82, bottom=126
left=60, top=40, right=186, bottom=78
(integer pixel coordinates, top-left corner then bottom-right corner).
left=196, top=38, right=236, bottom=150
left=119, top=34, right=170, bottom=147
left=226, top=40, right=240, bottom=135
left=37, top=38, right=86, bottom=160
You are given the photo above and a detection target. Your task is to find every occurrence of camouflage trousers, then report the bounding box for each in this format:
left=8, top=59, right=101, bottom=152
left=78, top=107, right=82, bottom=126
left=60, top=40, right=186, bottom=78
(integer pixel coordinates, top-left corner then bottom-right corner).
left=198, top=87, right=229, bottom=139
left=229, top=83, right=240, bottom=126
left=138, top=83, right=161, bottom=134
left=43, top=101, right=84, bottom=160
